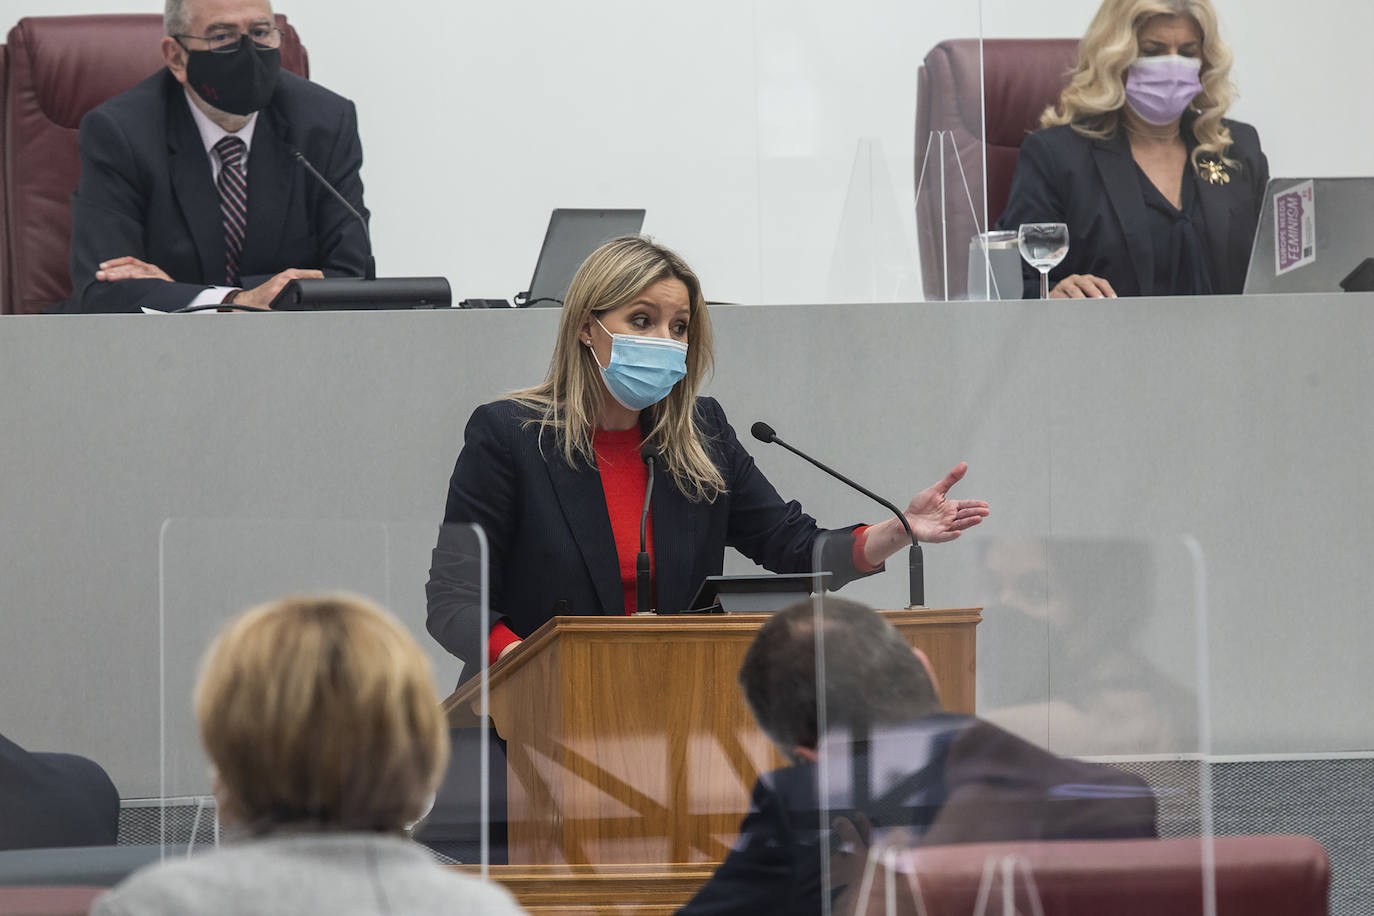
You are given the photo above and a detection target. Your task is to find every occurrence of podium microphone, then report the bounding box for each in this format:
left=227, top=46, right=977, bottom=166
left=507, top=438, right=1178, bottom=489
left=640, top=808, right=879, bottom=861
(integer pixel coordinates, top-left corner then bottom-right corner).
left=750, top=421, right=923, bottom=608
left=636, top=443, right=658, bottom=614
left=290, top=147, right=376, bottom=280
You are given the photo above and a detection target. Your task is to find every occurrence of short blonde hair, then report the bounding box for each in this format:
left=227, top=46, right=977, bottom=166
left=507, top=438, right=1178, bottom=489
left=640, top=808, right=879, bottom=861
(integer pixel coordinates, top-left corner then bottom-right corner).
left=194, top=593, right=448, bottom=833
left=1043, top=0, right=1239, bottom=171
left=510, top=236, right=726, bottom=503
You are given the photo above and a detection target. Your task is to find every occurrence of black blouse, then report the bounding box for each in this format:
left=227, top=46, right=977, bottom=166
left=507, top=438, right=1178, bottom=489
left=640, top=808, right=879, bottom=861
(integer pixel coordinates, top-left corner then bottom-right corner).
left=1135, top=162, right=1214, bottom=296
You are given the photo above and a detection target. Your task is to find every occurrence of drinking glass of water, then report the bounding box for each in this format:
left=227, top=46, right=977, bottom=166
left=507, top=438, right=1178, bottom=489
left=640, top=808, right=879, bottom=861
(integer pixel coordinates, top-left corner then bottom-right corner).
left=1017, top=223, right=1070, bottom=299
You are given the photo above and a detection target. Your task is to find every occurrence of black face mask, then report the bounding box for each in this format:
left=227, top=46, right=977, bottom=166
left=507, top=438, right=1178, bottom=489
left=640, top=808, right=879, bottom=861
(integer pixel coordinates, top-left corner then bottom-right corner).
left=184, top=34, right=280, bottom=116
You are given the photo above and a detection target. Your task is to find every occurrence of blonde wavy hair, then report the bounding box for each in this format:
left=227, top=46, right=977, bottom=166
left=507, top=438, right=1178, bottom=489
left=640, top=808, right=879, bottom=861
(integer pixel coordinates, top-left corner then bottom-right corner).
left=509, top=236, right=725, bottom=503
left=195, top=593, right=448, bottom=834
left=1043, top=0, right=1238, bottom=171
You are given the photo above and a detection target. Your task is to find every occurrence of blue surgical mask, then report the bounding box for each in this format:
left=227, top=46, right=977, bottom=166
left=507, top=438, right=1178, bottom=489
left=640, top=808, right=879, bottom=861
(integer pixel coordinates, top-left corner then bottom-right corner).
left=590, top=318, right=688, bottom=411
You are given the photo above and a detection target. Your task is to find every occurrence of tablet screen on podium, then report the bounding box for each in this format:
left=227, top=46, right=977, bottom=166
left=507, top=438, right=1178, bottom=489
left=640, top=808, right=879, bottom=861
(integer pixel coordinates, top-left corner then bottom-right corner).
left=684, top=571, right=831, bottom=614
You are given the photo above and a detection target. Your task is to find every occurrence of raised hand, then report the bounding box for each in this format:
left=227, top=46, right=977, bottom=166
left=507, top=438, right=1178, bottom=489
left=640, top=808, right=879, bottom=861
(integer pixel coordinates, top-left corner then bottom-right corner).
left=903, top=462, right=989, bottom=543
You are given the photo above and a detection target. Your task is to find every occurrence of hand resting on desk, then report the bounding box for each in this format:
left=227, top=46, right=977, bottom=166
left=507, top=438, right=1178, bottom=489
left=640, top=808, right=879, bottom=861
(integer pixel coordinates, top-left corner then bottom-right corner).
left=94, top=259, right=323, bottom=310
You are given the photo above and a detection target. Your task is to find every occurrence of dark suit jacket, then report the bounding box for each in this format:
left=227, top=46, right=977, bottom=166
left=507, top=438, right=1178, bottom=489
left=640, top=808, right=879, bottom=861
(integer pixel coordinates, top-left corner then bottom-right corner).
left=0, top=732, right=120, bottom=851
left=58, top=69, right=369, bottom=313
left=426, top=397, right=877, bottom=676
left=677, top=715, right=1158, bottom=916
left=997, top=118, right=1268, bottom=298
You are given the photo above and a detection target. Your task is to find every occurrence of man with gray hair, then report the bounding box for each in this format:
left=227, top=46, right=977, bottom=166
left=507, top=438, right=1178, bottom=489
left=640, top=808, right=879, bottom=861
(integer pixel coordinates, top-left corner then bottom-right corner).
left=678, top=598, right=1158, bottom=916
left=58, top=0, right=369, bottom=313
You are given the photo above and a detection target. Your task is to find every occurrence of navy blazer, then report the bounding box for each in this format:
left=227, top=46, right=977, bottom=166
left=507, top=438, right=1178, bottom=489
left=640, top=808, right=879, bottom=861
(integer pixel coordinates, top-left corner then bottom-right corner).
left=998, top=118, right=1268, bottom=298
left=0, top=732, right=120, bottom=851
left=426, top=397, right=876, bottom=676
left=58, top=69, right=370, bottom=313
left=677, top=715, right=1158, bottom=916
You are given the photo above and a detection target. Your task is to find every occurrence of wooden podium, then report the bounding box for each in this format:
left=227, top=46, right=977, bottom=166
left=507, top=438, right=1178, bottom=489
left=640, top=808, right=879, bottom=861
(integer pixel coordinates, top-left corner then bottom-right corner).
left=443, top=607, right=979, bottom=880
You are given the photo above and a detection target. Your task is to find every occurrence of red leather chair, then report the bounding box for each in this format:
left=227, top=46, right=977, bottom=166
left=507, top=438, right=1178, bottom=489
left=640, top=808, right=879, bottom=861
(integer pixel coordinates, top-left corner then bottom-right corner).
left=847, top=835, right=1329, bottom=916
left=915, top=38, right=1079, bottom=301
left=0, top=14, right=308, bottom=314
left=0, top=886, right=103, bottom=916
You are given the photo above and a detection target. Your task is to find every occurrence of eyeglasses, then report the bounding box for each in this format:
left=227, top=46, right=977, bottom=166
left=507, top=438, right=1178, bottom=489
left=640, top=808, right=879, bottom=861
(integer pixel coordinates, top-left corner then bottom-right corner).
left=174, top=25, right=283, bottom=54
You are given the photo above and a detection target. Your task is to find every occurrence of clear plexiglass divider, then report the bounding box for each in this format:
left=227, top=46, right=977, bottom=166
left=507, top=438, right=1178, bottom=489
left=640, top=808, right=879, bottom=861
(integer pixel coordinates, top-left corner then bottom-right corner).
left=156, top=519, right=491, bottom=876
left=915, top=123, right=995, bottom=303
left=0, top=531, right=130, bottom=886
left=750, top=1, right=986, bottom=306
left=806, top=534, right=1218, bottom=916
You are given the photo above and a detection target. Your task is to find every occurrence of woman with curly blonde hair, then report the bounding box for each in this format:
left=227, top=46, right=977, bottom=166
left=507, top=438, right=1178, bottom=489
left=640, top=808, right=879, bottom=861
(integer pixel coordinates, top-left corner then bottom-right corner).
left=998, top=0, right=1268, bottom=299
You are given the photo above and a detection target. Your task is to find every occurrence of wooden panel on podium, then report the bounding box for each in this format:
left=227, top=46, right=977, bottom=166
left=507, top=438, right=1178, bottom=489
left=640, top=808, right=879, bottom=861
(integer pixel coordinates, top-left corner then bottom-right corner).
left=443, top=608, right=979, bottom=870
left=455, top=864, right=716, bottom=916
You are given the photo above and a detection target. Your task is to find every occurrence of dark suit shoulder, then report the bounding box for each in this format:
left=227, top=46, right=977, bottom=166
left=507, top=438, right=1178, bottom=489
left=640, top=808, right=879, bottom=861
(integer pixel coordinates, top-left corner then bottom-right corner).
left=946, top=717, right=1064, bottom=771
left=269, top=70, right=355, bottom=117
left=465, top=398, right=543, bottom=441
left=1021, top=123, right=1101, bottom=162
left=1029, top=118, right=1260, bottom=156
left=692, top=395, right=729, bottom=433
left=0, top=734, right=120, bottom=850
left=1220, top=118, right=1260, bottom=146
left=1024, top=123, right=1090, bottom=147
left=691, top=396, right=744, bottom=472
left=1025, top=123, right=1083, bottom=145
left=948, top=718, right=1148, bottom=793
left=469, top=396, right=740, bottom=459
left=469, top=398, right=571, bottom=470
left=473, top=397, right=540, bottom=422
left=85, top=69, right=354, bottom=129
left=82, top=69, right=175, bottom=130
left=1218, top=118, right=1264, bottom=164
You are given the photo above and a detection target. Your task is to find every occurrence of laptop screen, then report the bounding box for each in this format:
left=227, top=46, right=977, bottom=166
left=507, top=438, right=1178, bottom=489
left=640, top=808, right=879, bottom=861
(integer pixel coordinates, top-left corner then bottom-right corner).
left=1243, top=178, right=1374, bottom=295
left=523, top=208, right=647, bottom=307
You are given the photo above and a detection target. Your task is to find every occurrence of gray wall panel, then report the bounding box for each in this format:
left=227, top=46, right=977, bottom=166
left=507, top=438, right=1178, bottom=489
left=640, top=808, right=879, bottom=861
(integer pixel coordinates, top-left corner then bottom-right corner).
left=2, top=295, right=1372, bottom=796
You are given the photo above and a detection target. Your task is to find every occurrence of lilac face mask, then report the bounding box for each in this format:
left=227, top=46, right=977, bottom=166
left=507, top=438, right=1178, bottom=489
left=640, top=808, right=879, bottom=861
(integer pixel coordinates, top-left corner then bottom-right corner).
left=1124, top=54, right=1202, bottom=125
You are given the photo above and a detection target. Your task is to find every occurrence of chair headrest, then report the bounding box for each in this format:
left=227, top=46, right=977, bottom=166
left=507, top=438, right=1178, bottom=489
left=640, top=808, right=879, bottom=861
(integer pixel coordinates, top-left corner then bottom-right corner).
left=923, top=38, right=1081, bottom=148
left=6, top=14, right=308, bottom=130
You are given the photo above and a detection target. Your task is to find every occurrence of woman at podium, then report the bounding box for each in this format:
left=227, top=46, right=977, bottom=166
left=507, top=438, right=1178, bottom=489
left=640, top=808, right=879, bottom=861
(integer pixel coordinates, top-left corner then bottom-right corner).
left=998, top=0, right=1268, bottom=299
left=426, top=236, right=988, bottom=675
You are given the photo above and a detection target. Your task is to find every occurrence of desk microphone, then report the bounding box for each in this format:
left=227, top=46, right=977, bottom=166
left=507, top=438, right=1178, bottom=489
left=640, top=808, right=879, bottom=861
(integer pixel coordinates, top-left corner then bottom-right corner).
left=750, top=421, right=923, bottom=608
left=289, top=147, right=376, bottom=280
left=636, top=443, right=658, bottom=614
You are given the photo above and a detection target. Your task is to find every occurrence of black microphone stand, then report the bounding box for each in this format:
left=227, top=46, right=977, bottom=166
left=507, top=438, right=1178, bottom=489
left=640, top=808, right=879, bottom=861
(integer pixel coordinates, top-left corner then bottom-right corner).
left=290, top=148, right=375, bottom=280
left=752, top=423, right=924, bottom=608
left=636, top=448, right=656, bottom=614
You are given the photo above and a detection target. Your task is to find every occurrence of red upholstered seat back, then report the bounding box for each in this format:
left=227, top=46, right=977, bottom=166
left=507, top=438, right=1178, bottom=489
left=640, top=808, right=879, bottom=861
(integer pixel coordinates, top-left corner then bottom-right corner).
left=850, top=835, right=1329, bottom=916
left=0, top=14, right=309, bottom=314
left=915, top=38, right=1079, bottom=300
left=0, top=885, right=104, bottom=916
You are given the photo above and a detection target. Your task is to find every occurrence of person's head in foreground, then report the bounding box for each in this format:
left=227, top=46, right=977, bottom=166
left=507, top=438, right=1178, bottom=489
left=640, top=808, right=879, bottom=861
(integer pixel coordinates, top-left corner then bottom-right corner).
left=516, top=235, right=723, bottom=502
left=739, top=597, right=943, bottom=761
left=197, top=592, right=447, bottom=834
left=1046, top=0, right=1237, bottom=168
left=93, top=594, right=525, bottom=916
left=676, top=599, right=1158, bottom=916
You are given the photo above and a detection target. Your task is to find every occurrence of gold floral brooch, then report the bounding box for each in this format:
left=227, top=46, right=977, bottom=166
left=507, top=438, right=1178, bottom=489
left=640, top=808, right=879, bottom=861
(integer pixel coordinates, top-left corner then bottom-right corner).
left=1201, top=160, right=1230, bottom=185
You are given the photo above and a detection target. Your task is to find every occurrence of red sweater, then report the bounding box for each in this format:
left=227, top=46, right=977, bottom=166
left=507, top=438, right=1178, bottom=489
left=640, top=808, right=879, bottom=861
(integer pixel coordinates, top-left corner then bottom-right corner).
left=487, top=430, right=877, bottom=663
left=592, top=426, right=657, bottom=617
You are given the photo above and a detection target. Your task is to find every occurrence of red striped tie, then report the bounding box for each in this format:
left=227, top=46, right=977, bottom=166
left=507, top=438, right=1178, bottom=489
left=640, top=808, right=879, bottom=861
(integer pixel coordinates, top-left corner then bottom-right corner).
left=214, top=136, right=247, bottom=286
